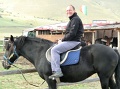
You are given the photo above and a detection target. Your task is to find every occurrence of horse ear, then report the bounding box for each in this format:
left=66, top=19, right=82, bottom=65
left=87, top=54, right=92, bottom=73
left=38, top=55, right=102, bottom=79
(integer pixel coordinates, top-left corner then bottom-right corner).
left=10, top=35, right=14, bottom=42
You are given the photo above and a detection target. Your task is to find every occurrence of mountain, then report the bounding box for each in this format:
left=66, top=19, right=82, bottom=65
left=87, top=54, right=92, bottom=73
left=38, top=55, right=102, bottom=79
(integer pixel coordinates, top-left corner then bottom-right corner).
left=0, top=0, right=120, bottom=24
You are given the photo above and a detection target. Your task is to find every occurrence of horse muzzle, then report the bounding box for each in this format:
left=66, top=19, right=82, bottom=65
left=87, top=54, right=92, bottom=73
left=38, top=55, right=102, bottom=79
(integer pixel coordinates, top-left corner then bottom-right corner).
left=2, top=60, right=11, bottom=69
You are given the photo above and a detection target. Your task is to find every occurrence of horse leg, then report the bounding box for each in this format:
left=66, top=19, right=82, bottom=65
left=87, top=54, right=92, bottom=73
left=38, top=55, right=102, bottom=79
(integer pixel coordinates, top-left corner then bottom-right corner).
left=109, top=75, right=117, bottom=89
left=98, top=74, right=109, bottom=89
left=44, top=75, right=57, bottom=89
left=47, top=80, right=57, bottom=89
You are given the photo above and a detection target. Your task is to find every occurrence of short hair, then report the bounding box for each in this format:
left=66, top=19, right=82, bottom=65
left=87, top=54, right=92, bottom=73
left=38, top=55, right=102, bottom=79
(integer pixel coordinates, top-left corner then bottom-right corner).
left=69, top=5, right=75, bottom=10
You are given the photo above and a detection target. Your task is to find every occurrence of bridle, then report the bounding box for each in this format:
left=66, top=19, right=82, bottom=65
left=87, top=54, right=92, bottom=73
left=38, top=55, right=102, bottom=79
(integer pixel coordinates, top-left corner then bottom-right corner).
left=3, top=44, right=19, bottom=65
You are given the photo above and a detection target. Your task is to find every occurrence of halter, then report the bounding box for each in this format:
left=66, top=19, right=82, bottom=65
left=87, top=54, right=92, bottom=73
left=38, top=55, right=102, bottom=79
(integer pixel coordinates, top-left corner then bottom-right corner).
left=3, top=46, right=19, bottom=65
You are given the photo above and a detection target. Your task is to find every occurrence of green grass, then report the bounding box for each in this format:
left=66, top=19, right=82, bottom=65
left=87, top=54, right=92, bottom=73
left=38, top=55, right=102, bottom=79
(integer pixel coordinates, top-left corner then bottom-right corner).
left=0, top=40, right=4, bottom=53
left=0, top=0, right=120, bottom=39
left=0, top=17, right=27, bottom=26
left=0, top=61, right=47, bottom=89
left=0, top=0, right=120, bottom=23
left=0, top=47, right=3, bottom=53
left=0, top=15, right=60, bottom=27
left=0, top=16, right=61, bottom=39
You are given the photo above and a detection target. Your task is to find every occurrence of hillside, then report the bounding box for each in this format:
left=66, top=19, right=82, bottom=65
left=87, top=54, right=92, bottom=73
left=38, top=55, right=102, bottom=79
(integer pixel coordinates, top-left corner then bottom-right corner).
left=0, top=0, right=120, bottom=24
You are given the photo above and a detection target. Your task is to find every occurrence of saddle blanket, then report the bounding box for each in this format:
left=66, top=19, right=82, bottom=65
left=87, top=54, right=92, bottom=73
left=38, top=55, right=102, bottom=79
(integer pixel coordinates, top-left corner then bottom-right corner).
left=46, top=46, right=81, bottom=66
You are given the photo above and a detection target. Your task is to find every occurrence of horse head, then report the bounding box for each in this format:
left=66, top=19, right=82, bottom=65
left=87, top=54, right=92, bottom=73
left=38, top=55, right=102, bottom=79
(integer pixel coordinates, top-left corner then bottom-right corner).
left=103, top=36, right=113, bottom=46
left=2, top=35, right=23, bottom=69
left=95, top=36, right=114, bottom=47
left=2, top=35, right=53, bottom=70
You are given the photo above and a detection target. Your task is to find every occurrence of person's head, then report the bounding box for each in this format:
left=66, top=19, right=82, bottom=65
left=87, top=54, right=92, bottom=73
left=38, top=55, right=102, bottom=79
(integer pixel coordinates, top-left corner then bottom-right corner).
left=66, top=5, right=76, bottom=17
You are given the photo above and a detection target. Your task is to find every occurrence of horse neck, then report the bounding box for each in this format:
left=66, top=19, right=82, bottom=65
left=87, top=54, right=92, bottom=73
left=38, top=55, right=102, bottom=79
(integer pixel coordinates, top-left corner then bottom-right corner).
left=19, top=38, right=53, bottom=65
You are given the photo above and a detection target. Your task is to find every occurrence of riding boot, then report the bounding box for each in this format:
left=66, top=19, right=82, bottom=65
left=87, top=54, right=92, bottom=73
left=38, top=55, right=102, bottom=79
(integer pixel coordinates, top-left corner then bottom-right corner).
left=49, top=71, right=63, bottom=79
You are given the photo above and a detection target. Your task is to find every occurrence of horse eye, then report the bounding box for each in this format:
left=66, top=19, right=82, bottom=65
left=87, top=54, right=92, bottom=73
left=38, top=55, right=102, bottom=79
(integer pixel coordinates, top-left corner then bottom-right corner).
left=6, top=43, right=11, bottom=50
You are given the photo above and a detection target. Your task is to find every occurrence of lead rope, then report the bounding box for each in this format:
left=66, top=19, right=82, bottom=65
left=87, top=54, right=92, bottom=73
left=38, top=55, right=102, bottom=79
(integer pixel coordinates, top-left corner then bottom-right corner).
left=11, top=64, right=45, bottom=88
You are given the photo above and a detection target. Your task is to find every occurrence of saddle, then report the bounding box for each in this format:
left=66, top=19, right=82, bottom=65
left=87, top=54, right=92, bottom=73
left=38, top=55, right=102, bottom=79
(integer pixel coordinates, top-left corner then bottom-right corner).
left=46, top=43, right=84, bottom=66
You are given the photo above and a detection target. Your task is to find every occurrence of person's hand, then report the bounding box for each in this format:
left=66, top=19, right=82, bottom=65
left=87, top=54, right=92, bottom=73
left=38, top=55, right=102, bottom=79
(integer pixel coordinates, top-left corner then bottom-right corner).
left=58, top=39, right=62, bottom=44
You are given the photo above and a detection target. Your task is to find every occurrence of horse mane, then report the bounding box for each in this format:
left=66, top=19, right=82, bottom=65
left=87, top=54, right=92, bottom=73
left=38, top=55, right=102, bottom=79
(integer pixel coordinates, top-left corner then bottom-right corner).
left=15, top=36, right=53, bottom=49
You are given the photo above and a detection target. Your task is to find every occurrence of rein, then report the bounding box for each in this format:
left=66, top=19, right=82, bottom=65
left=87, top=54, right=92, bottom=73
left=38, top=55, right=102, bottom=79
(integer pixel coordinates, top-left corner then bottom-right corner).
left=3, top=45, right=45, bottom=88
left=12, top=64, right=45, bottom=88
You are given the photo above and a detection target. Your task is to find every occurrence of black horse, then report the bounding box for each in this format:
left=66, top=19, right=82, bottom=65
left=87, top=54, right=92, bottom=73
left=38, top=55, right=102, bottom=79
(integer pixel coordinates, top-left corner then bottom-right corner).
left=2, top=35, right=120, bottom=89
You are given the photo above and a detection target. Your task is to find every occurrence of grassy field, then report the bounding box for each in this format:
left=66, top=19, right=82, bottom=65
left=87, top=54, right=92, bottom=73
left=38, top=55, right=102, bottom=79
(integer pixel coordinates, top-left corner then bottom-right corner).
left=0, top=0, right=120, bottom=39
left=0, top=59, right=101, bottom=89
left=0, top=15, right=61, bottom=39
left=0, top=0, right=120, bottom=23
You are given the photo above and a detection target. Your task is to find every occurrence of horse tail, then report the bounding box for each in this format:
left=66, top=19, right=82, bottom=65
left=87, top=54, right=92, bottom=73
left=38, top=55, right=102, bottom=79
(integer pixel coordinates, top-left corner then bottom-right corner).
left=114, top=49, right=120, bottom=88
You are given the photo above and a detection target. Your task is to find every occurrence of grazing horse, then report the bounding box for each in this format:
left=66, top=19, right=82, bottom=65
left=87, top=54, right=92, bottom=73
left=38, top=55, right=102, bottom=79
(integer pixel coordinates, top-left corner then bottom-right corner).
left=2, top=35, right=120, bottom=89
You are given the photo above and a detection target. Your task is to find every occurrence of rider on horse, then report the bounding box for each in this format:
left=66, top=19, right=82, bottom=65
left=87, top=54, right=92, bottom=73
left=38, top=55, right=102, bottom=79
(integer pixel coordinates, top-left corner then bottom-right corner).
left=49, top=5, right=84, bottom=79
